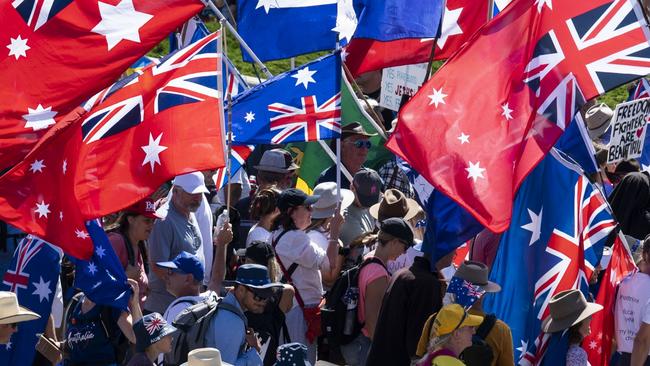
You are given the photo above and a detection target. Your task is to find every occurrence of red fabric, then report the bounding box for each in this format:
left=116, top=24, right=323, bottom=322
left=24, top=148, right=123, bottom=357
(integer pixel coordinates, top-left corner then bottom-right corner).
left=583, top=235, right=637, bottom=366
left=386, top=0, right=649, bottom=232
left=344, top=0, right=488, bottom=78
left=303, top=301, right=323, bottom=344
left=0, top=0, right=203, bottom=171
left=0, top=33, right=225, bottom=259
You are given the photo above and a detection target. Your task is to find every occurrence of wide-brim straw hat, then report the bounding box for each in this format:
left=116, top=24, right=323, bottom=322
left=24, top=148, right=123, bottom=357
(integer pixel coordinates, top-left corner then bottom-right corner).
left=369, top=188, right=420, bottom=221
left=541, top=289, right=603, bottom=333
left=0, top=291, right=40, bottom=324
left=180, top=348, right=233, bottom=366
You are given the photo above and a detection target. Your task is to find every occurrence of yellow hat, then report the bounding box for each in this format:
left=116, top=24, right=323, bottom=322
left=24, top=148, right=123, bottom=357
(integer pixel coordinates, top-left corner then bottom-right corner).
left=431, top=304, right=483, bottom=337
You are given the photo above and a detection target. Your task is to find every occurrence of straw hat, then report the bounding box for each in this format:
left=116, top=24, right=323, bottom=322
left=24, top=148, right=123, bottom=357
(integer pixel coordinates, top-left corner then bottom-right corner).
left=0, top=291, right=40, bottom=324
left=541, top=289, right=603, bottom=333
left=369, top=188, right=420, bottom=221
left=453, top=261, right=501, bottom=293
left=181, top=348, right=233, bottom=366
left=585, top=103, right=613, bottom=140
left=310, top=182, right=354, bottom=219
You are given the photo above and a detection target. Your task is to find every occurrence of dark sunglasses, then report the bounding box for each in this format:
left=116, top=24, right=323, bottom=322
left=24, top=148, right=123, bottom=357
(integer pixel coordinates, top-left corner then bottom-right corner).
left=245, top=287, right=269, bottom=302
left=352, top=140, right=372, bottom=149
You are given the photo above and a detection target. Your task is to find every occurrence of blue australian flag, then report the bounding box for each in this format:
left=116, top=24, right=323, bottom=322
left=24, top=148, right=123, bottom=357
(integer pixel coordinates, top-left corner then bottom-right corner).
left=71, top=220, right=131, bottom=312
left=231, top=53, right=342, bottom=145
left=0, top=236, right=62, bottom=366
left=352, top=0, right=443, bottom=41
left=237, top=0, right=338, bottom=62
left=446, top=276, right=486, bottom=310
left=483, top=149, right=616, bottom=365
left=554, top=113, right=599, bottom=175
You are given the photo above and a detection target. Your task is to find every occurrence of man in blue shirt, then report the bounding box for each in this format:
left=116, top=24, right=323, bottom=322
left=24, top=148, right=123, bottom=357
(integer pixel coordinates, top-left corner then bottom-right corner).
left=206, top=264, right=283, bottom=366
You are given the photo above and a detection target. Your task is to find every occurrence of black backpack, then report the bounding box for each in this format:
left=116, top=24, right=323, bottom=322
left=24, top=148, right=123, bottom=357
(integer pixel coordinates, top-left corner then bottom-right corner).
left=460, top=313, right=497, bottom=366
left=321, top=257, right=387, bottom=346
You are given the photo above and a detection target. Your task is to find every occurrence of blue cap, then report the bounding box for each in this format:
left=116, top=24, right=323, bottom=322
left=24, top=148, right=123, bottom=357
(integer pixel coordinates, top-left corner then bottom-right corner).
left=133, top=312, right=177, bottom=352
left=232, top=264, right=282, bottom=299
left=156, top=251, right=204, bottom=282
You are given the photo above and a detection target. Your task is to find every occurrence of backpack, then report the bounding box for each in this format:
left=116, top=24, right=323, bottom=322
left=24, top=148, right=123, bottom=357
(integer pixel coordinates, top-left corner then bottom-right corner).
left=321, top=257, right=387, bottom=346
left=166, top=293, right=248, bottom=366
left=460, top=314, right=497, bottom=366
left=63, top=292, right=131, bottom=365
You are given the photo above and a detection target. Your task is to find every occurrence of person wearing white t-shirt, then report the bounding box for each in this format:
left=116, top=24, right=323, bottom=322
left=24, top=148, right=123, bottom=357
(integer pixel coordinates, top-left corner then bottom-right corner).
left=246, top=188, right=281, bottom=247
left=615, top=238, right=650, bottom=366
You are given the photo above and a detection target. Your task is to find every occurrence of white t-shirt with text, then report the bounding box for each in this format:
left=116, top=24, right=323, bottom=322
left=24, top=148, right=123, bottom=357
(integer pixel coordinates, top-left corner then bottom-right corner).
left=615, top=272, right=650, bottom=353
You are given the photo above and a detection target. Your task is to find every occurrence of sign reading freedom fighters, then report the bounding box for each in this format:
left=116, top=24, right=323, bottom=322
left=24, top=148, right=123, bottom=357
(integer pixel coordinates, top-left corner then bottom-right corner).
left=607, top=98, right=650, bottom=164
left=380, top=63, right=428, bottom=112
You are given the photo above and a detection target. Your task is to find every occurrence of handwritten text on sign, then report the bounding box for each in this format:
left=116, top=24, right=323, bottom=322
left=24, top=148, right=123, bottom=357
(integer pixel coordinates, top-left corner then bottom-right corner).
left=607, top=98, right=650, bottom=164
left=380, top=63, right=428, bottom=112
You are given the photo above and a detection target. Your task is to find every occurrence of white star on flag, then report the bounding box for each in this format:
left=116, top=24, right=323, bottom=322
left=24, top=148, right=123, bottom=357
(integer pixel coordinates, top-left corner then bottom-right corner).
left=292, top=67, right=317, bottom=89
left=62, top=160, right=68, bottom=174
left=91, top=0, right=154, bottom=51
left=32, top=276, right=52, bottom=303
left=589, top=340, right=598, bottom=350
left=29, top=159, right=46, bottom=173
left=87, top=262, right=98, bottom=275
left=255, top=0, right=337, bottom=14
left=23, top=104, right=58, bottom=131
left=521, top=208, right=543, bottom=246
left=332, top=0, right=357, bottom=42
left=75, top=229, right=90, bottom=239
left=465, top=161, right=486, bottom=182
left=458, top=132, right=470, bottom=144
left=7, top=35, right=30, bottom=60
left=340, top=48, right=349, bottom=62
left=59, top=211, right=64, bottom=221
left=35, top=200, right=51, bottom=218
left=141, top=133, right=168, bottom=173
left=96, top=246, right=106, bottom=258
left=5, top=341, right=11, bottom=350
left=534, top=0, right=552, bottom=12
left=501, top=103, right=514, bottom=120
left=428, top=87, right=447, bottom=108
left=516, top=339, right=529, bottom=360
left=437, top=7, right=463, bottom=49
left=244, top=111, right=255, bottom=123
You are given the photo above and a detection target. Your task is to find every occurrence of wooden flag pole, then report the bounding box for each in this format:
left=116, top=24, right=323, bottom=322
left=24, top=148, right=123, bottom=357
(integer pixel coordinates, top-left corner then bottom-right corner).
left=202, top=0, right=274, bottom=79
left=423, top=0, right=446, bottom=83
left=342, top=63, right=388, bottom=137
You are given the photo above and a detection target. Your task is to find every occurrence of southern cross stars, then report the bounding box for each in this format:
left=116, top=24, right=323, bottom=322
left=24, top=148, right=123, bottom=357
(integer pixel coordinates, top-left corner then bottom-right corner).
left=465, top=161, right=486, bottom=182
left=501, top=103, right=513, bottom=120
left=23, top=104, right=57, bottom=131
left=92, top=0, right=153, bottom=51
left=141, top=133, right=168, bottom=173
left=457, top=132, right=470, bottom=144
left=96, top=245, right=106, bottom=258
left=244, top=111, right=255, bottom=123
left=292, top=67, right=317, bottom=89
left=30, top=159, right=46, bottom=173
left=87, top=262, right=98, bottom=275
left=7, top=35, right=30, bottom=60
left=75, top=229, right=90, bottom=239
left=35, top=200, right=51, bottom=218
left=428, top=87, right=447, bottom=108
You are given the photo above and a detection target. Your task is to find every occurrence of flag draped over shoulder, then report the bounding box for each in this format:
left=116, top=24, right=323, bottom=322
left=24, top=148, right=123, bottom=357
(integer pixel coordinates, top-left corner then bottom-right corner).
left=387, top=0, right=650, bottom=232
left=345, top=0, right=487, bottom=77
left=237, top=0, right=338, bottom=62
left=483, top=149, right=616, bottom=364
left=0, top=236, right=62, bottom=366
left=231, top=53, right=342, bottom=145
left=0, top=32, right=225, bottom=259
left=0, top=0, right=204, bottom=171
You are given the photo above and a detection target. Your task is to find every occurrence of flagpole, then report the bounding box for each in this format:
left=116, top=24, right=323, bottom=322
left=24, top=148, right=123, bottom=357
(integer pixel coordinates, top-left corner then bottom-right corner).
left=423, top=0, right=446, bottom=83
left=488, top=0, right=494, bottom=19
left=319, top=140, right=353, bottom=182
left=342, top=64, right=388, bottom=138
left=221, top=19, right=233, bottom=212
left=201, top=0, right=273, bottom=79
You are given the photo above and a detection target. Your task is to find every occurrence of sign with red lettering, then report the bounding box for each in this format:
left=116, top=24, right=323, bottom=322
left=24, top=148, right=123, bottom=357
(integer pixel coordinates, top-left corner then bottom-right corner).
left=607, top=98, right=650, bottom=164
left=379, top=63, right=428, bottom=112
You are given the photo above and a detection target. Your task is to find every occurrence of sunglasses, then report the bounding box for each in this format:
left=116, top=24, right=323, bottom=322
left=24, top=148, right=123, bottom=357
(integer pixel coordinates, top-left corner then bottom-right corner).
left=351, top=140, right=372, bottom=149
left=245, top=286, right=269, bottom=302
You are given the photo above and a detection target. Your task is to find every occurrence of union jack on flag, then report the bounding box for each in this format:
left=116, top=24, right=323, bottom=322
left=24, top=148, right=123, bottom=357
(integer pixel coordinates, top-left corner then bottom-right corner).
left=144, top=313, right=167, bottom=335
left=484, top=149, right=616, bottom=365
left=2, top=236, right=46, bottom=292
left=12, top=0, right=72, bottom=30
left=81, top=33, right=221, bottom=143
left=446, top=276, right=486, bottom=310
left=230, top=52, right=342, bottom=145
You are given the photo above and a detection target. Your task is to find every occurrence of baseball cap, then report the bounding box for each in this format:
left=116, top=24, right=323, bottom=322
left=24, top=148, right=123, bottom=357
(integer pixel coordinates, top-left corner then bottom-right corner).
left=378, top=217, right=415, bottom=247
left=156, top=251, right=205, bottom=282
left=431, top=304, right=483, bottom=337
left=173, top=172, right=209, bottom=194
left=232, top=264, right=282, bottom=299
left=133, top=312, right=177, bottom=352
left=254, top=149, right=300, bottom=174
left=125, top=198, right=161, bottom=219
left=277, top=188, right=320, bottom=212
left=352, top=169, right=383, bottom=208
left=236, top=241, right=275, bottom=265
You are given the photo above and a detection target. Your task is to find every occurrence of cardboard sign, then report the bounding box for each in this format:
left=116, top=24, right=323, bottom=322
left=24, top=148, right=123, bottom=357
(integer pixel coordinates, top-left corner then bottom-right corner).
left=380, top=63, right=428, bottom=112
left=607, top=98, right=650, bottom=164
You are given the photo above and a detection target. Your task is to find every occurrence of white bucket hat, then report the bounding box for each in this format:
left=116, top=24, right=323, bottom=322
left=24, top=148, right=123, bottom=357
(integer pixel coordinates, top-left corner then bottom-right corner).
left=311, top=182, right=354, bottom=219
left=181, top=348, right=233, bottom=366
left=173, top=172, right=209, bottom=194
left=0, top=291, right=40, bottom=324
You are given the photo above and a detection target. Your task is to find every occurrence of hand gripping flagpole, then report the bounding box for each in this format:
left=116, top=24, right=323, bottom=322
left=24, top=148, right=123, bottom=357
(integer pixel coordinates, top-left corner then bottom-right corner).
left=201, top=0, right=274, bottom=79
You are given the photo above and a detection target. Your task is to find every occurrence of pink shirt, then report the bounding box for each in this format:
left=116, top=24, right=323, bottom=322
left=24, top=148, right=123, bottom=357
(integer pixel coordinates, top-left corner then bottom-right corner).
left=358, top=258, right=389, bottom=337
left=108, top=232, right=148, bottom=307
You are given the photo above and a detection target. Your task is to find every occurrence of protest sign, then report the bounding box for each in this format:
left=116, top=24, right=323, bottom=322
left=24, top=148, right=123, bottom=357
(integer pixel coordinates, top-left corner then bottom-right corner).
left=380, top=63, right=428, bottom=111
left=607, top=97, right=650, bottom=164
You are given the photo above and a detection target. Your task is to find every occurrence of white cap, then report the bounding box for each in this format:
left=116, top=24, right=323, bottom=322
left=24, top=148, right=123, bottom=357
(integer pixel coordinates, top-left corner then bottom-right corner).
left=173, top=172, right=209, bottom=194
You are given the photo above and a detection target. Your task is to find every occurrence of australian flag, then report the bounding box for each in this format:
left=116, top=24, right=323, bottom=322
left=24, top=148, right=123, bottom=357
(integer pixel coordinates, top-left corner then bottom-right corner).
left=483, top=149, right=616, bottom=365
left=231, top=53, right=342, bottom=145
left=554, top=112, right=599, bottom=175
left=0, top=236, right=62, bottom=366
left=237, top=0, right=338, bottom=61
left=71, top=221, right=131, bottom=312
left=447, top=276, right=486, bottom=310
